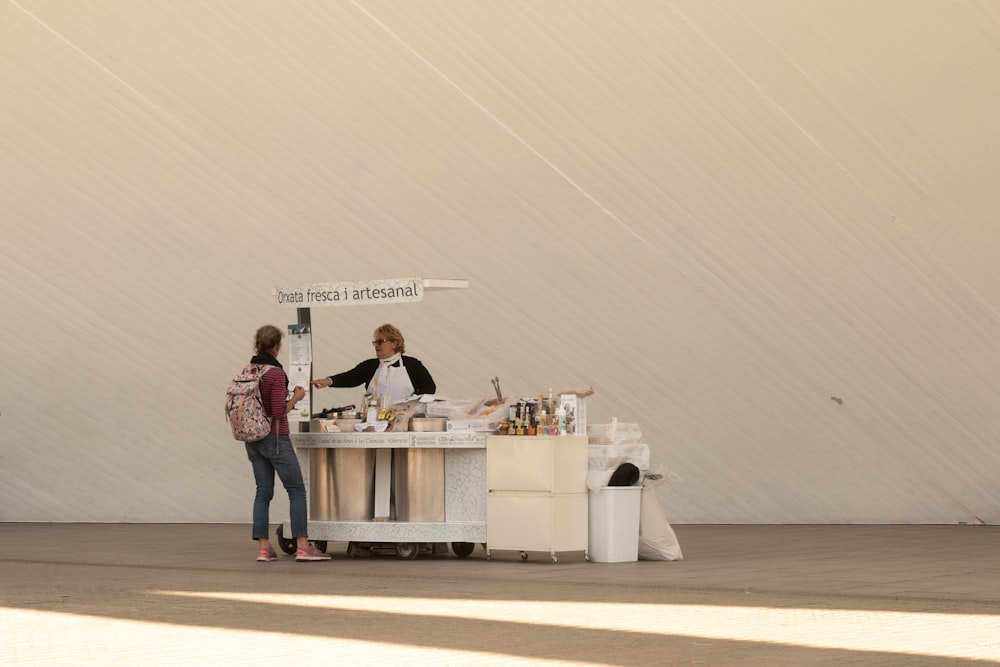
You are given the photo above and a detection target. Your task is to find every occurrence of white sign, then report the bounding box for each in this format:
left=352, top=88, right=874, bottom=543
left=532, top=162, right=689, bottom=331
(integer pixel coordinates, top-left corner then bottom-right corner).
left=287, top=364, right=312, bottom=422
left=286, top=324, right=313, bottom=422
left=286, top=325, right=312, bottom=364
left=273, top=277, right=423, bottom=309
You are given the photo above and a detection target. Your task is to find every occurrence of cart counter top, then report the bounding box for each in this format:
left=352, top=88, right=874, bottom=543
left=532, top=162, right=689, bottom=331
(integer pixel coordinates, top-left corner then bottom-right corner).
left=290, top=431, right=489, bottom=449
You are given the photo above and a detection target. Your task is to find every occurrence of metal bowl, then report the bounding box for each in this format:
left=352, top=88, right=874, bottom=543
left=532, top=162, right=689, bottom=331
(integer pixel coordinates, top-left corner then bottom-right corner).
left=408, top=417, right=448, bottom=432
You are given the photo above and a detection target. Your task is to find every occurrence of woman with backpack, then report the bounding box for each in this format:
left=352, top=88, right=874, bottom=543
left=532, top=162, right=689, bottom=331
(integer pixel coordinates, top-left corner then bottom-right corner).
left=244, top=324, right=330, bottom=562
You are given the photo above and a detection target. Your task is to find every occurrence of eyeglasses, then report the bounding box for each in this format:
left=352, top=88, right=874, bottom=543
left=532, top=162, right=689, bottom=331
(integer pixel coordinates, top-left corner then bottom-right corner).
left=372, top=338, right=391, bottom=346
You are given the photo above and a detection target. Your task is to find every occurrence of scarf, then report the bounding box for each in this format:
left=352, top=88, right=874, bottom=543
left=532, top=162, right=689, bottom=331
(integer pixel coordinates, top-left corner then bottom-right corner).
left=373, top=352, right=402, bottom=397
left=250, top=352, right=283, bottom=369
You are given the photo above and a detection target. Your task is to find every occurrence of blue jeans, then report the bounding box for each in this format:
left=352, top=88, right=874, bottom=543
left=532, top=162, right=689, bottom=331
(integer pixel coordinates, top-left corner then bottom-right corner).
left=245, top=433, right=308, bottom=540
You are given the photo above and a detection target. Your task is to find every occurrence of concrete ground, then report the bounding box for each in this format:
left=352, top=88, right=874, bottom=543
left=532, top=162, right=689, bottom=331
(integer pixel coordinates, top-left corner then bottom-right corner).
left=1, top=523, right=998, bottom=666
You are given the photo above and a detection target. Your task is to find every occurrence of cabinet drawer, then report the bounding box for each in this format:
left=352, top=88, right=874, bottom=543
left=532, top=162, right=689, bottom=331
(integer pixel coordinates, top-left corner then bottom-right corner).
left=486, top=436, right=587, bottom=493
left=487, top=493, right=588, bottom=551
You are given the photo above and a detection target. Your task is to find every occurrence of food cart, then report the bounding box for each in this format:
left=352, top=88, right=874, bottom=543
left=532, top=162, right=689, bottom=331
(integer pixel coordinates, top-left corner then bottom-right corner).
left=270, top=277, right=591, bottom=562
left=280, top=430, right=591, bottom=563
left=271, top=277, right=486, bottom=558
left=281, top=429, right=488, bottom=558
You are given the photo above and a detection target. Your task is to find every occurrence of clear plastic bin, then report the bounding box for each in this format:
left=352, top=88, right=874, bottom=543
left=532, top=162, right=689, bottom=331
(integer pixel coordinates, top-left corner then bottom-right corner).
left=586, top=422, right=642, bottom=445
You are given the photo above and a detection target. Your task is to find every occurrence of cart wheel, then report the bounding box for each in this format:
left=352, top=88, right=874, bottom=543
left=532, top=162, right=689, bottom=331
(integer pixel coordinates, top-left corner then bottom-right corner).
left=551, top=555, right=559, bottom=564
left=520, top=551, right=528, bottom=561
left=275, top=525, right=296, bottom=555
left=347, top=541, right=372, bottom=558
left=451, top=542, right=475, bottom=558
left=584, top=552, right=591, bottom=562
left=313, top=540, right=328, bottom=553
left=395, top=542, right=419, bottom=560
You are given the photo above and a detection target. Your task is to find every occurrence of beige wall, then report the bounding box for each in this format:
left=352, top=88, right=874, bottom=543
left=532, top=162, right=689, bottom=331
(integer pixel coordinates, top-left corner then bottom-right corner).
left=2, top=1, right=1000, bottom=523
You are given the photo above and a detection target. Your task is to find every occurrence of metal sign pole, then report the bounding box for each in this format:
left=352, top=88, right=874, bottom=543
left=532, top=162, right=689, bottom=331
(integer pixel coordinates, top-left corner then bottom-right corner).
left=297, top=307, right=311, bottom=432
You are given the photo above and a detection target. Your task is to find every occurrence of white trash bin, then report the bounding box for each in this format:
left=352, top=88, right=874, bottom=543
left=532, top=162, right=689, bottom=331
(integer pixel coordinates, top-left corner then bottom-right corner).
left=587, top=486, right=642, bottom=562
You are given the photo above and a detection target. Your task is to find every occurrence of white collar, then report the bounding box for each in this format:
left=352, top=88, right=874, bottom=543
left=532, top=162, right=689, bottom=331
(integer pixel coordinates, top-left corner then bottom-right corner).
left=379, top=352, right=402, bottom=366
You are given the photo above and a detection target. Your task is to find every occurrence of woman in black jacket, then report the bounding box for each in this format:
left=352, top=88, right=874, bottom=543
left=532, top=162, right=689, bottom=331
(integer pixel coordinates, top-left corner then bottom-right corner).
left=310, top=323, right=436, bottom=404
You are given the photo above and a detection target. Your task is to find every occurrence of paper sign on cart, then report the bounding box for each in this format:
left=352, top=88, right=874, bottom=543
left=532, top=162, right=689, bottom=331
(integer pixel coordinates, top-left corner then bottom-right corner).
left=287, top=365, right=312, bottom=422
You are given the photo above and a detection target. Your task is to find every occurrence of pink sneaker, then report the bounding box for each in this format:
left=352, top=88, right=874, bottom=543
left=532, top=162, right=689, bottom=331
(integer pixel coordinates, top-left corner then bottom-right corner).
left=257, top=545, right=278, bottom=562
left=295, top=544, right=331, bottom=561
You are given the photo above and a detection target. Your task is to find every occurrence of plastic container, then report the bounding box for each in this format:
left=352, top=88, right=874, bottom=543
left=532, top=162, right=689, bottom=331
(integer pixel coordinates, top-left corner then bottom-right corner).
left=587, top=486, right=642, bottom=562
left=586, top=421, right=642, bottom=445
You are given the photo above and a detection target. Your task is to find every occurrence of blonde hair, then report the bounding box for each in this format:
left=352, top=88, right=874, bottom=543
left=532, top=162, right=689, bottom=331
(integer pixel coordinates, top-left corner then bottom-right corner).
left=374, top=323, right=405, bottom=354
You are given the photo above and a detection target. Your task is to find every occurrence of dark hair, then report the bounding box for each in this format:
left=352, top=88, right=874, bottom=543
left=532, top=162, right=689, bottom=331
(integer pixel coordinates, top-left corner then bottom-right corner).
left=374, top=323, right=405, bottom=354
left=254, top=325, right=283, bottom=354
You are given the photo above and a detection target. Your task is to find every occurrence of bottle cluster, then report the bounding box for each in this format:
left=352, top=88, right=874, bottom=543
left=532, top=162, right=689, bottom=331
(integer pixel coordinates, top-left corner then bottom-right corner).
left=497, top=390, right=572, bottom=436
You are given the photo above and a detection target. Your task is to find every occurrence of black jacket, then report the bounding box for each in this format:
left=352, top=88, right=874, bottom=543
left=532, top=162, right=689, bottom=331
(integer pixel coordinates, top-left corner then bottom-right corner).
left=327, top=356, right=436, bottom=395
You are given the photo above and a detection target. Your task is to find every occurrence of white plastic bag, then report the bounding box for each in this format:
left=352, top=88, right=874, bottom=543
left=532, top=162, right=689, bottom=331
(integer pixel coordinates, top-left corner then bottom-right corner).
left=637, top=482, right=683, bottom=561
left=586, top=469, right=615, bottom=493
left=588, top=443, right=650, bottom=471
left=586, top=443, right=651, bottom=492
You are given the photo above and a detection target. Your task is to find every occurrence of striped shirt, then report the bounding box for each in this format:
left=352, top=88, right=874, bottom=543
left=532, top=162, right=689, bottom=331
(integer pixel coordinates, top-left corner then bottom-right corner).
left=259, top=366, right=291, bottom=435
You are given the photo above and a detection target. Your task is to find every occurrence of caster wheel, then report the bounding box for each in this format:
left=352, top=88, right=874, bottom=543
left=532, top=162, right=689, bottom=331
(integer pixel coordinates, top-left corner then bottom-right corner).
left=585, top=553, right=591, bottom=562
left=347, top=542, right=372, bottom=558
left=451, top=542, right=475, bottom=558
left=520, top=551, right=529, bottom=561
left=551, top=555, right=559, bottom=564
left=395, top=542, right=419, bottom=560
left=275, top=525, right=296, bottom=555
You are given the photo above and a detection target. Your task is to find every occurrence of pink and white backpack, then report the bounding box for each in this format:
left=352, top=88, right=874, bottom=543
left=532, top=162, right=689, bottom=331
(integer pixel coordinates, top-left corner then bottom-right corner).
left=224, top=363, right=275, bottom=442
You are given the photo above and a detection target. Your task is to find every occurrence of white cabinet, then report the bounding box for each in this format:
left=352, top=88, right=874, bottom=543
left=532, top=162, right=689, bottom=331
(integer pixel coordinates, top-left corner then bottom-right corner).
left=486, top=435, right=589, bottom=563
